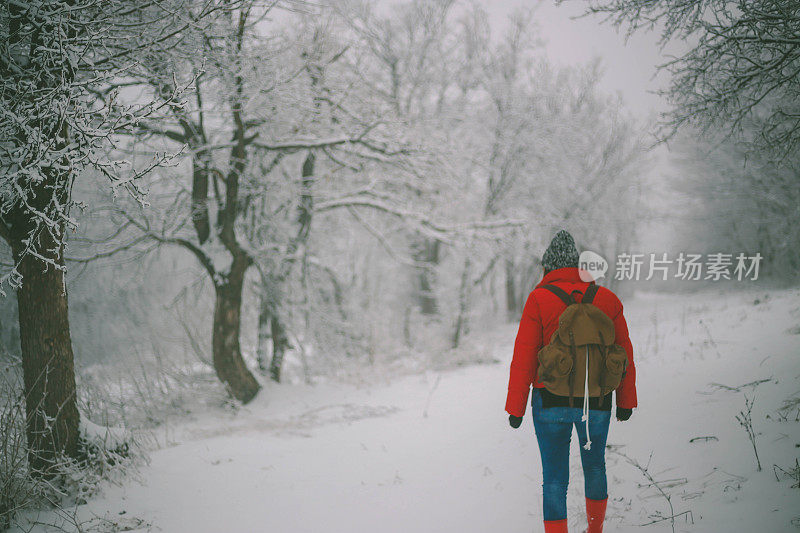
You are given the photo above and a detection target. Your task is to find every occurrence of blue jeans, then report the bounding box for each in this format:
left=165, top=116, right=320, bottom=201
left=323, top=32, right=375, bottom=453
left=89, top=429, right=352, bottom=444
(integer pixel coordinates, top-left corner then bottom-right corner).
left=531, top=388, right=611, bottom=521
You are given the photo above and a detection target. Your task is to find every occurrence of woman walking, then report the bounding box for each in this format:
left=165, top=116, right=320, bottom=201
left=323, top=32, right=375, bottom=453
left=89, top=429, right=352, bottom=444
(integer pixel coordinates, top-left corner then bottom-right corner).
left=505, top=230, right=637, bottom=533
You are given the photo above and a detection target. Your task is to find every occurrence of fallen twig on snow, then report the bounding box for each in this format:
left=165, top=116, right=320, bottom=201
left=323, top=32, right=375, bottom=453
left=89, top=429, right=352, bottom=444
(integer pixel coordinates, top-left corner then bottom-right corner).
left=636, top=477, right=688, bottom=489
left=708, top=378, right=773, bottom=393
left=773, top=459, right=800, bottom=488
left=608, top=449, right=693, bottom=533
left=698, top=318, right=721, bottom=357
left=736, top=394, right=762, bottom=471
left=689, top=436, right=718, bottom=443
left=775, top=390, right=800, bottom=422
left=423, top=373, right=442, bottom=419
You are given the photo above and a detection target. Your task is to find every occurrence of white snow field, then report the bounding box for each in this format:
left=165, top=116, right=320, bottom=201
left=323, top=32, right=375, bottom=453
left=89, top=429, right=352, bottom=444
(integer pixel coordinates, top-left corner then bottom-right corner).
left=17, top=287, right=800, bottom=532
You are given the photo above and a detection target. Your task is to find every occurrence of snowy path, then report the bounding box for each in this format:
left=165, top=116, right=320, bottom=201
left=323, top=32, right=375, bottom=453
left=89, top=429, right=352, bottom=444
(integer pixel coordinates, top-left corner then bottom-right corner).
left=22, top=289, right=800, bottom=532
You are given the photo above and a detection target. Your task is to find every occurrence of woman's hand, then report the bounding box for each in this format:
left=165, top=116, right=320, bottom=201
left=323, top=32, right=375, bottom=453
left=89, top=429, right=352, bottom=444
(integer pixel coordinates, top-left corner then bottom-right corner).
left=508, top=414, right=523, bottom=428
left=616, top=407, right=633, bottom=421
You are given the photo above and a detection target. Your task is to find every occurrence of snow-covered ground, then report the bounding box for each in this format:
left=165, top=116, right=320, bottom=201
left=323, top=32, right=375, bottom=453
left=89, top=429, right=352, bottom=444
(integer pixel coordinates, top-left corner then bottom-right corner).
left=16, top=287, right=800, bottom=532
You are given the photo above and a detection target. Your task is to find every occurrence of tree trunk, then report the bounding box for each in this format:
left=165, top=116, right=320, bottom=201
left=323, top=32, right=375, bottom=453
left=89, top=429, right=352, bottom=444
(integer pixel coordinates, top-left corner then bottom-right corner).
left=190, top=153, right=211, bottom=244
left=212, top=260, right=260, bottom=404
left=452, top=257, right=472, bottom=349
left=504, top=258, right=518, bottom=320
left=267, top=151, right=314, bottom=383
left=412, top=238, right=440, bottom=315
left=256, top=293, right=271, bottom=375
left=10, top=232, right=80, bottom=476
left=269, top=314, right=290, bottom=383
left=1, top=0, right=81, bottom=476
left=403, top=305, right=413, bottom=348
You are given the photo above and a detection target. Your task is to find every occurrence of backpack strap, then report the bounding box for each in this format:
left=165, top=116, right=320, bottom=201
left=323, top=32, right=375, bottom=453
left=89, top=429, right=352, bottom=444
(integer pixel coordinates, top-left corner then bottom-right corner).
left=540, top=285, right=575, bottom=306
left=582, top=283, right=600, bottom=305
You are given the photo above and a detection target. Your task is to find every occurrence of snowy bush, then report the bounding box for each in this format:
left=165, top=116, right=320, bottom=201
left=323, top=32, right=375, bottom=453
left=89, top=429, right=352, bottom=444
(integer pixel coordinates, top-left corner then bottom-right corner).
left=77, top=347, right=232, bottom=432
left=0, top=359, right=142, bottom=531
left=0, top=361, right=34, bottom=530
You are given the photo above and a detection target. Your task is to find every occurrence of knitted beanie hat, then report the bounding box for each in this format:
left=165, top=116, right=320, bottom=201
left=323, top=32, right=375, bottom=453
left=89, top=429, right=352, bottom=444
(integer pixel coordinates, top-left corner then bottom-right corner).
left=541, top=230, right=579, bottom=272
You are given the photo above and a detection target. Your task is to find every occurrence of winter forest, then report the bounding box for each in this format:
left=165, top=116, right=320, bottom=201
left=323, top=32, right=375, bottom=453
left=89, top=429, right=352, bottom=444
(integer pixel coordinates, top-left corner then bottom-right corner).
left=0, top=0, right=799, bottom=532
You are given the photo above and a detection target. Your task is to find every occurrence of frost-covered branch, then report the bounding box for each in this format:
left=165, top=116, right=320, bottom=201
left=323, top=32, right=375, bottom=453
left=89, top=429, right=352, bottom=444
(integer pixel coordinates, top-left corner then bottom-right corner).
left=117, top=207, right=218, bottom=279
left=570, top=0, right=800, bottom=157
left=316, top=194, right=525, bottom=243
left=0, top=0, right=214, bottom=286
left=251, top=135, right=412, bottom=156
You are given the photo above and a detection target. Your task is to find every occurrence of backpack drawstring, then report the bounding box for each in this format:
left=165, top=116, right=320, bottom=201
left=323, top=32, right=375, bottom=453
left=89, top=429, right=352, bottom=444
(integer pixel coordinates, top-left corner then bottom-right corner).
left=582, top=345, right=592, bottom=451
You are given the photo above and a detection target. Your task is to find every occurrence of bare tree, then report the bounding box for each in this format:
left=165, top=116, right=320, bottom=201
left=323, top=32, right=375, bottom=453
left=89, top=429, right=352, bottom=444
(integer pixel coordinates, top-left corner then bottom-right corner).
left=339, top=0, right=460, bottom=318
left=570, top=0, right=800, bottom=158
left=0, top=0, right=199, bottom=474
left=122, top=2, right=432, bottom=389
left=449, top=9, right=647, bottom=342
left=124, top=2, right=280, bottom=401
left=477, top=9, right=540, bottom=321
left=671, top=119, right=800, bottom=280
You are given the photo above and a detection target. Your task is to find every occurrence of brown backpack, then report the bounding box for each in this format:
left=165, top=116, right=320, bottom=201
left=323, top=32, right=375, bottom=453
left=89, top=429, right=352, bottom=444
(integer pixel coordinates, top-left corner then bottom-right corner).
left=537, top=284, right=628, bottom=406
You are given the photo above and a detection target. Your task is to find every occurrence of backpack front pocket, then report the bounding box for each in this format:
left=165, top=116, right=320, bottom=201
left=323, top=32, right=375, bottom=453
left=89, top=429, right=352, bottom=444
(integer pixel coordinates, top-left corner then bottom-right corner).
left=538, top=343, right=573, bottom=386
left=600, top=344, right=628, bottom=390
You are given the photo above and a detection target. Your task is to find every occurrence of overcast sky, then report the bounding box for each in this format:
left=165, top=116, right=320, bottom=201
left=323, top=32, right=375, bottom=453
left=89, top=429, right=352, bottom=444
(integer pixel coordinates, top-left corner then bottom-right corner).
left=476, top=0, right=679, bottom=250
left=477, top=0, right=671, bottom=118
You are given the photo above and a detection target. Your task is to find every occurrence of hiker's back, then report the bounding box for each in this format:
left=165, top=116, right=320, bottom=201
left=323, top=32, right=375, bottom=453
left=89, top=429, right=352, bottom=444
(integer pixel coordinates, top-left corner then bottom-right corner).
left=535, top=283, right=628, bottom=402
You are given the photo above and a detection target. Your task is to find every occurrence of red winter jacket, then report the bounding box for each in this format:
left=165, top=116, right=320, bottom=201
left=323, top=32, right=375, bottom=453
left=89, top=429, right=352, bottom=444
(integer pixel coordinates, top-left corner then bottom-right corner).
left=505, top=267, right=637, bottom=417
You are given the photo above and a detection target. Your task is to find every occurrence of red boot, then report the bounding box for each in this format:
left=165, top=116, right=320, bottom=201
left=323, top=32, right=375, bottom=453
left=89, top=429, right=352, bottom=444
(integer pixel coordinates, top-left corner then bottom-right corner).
left=544, top=519, right=568, bottom=533
left=586, top=497, right=607, bottom=533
